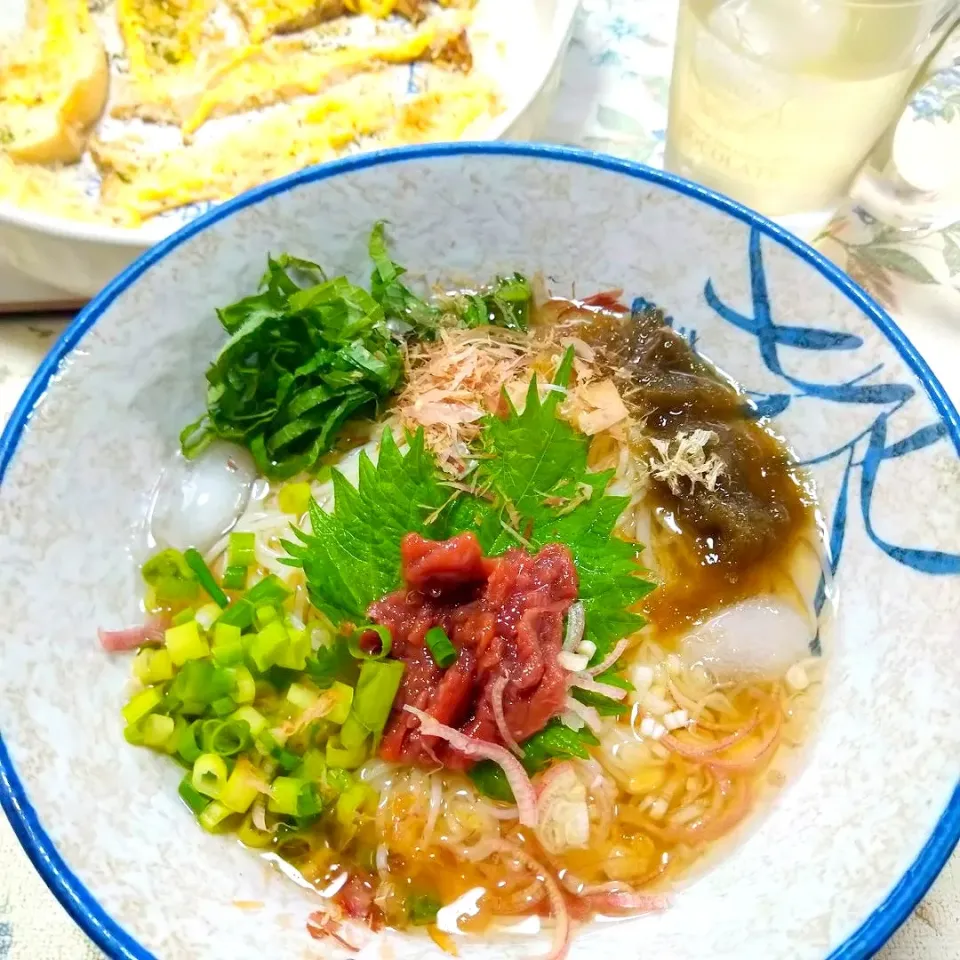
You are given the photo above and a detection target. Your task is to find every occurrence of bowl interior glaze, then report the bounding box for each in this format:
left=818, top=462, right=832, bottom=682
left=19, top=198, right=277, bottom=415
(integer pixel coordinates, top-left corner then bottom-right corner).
left=1, top=145, right=958, bottom=960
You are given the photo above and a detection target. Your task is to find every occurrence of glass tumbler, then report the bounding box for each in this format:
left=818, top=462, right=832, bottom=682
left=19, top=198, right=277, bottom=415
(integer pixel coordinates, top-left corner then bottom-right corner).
left=665, top=0, right=960, bottom=232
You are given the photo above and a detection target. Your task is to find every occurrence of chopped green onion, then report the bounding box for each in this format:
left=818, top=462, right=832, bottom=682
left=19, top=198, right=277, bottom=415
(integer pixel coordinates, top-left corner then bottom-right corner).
left=211, top=695, right=237, bottom=717
left=213, top=620, right=242, bottom=646
left=257, top=728, right=283, bottom=753
left=298, top=748, right=327, bottom=782
left=165, top=620, right=210, bottom=666
left=335, top=782, right=374, bottom=826
left=221, top=565, right=248, bottom=591
left=178, top=774, right=211, bottom=815
left=198, top=800, right=233, bottom=832
left=327, top=681, right=354, bottom=725
left=408, top=894, right=441, bottom=927
left=230, top=705, right=267, bottom=736
left=231, top=665, right=256, bottom=704
left=195, top=603, right=222, bottom=632
left=169, top=660, right=232, bottom=706
left=338, top=713, right=368, bottom=750
left=164, top=715, right=187, bottom=755
left=275, top=627, right=310, bottom=671
left=132, top=649, right=154, bottom=685
left=348, top=624, right=392, bottom=660
left=148, top=649, right=174, bottom=682
left=268, top=776, right=304, bottom=816
left=142, top=549, right=199, bottom=603
left=123, top=722, right=145, bottom=746
left=220, top=759, right=262, bottom=814
left=324, top=767, right=353, bottom=797
left=199, top=717, right=225, bottom=752
left=212, top=622, right=245, bottom=666
left=297, top=782, right=323, bottom=818
left=133, top=649, right=174, bottom=686
left=245, top=575, right=291, bottom=607
left=216, top=599, right=255, bottom=630
left=172, top=607, right=197, bottom=626
left=121, top=686, right=163, bottom=726
left=192, top=753, right=229, bottom=799
left=176, top=720, right=204, bottom=764
left=227, top=531, right=256, bottom=568
left=183, top=548, right=229, bottom=608
left=210, top=719, right=252, bottom=757
left=326, top=733, right=367, bottom=769
left=274, top=829, right=315, bottom=860
left=141, top=714, right=175, bottom=748
left=286, top=682, right=319, bottom=711
left=237, top=812, right=273, bottom=848
left=273, top=746, right=302, bottom=773
left=249, top=620, right=288, bottom=672
left=351, top=660, right=405, bottom=738
left=278, top=482, right=312, bottom=516
left=425, top=627, right=457, bottom=668
left=255, top=604, right=278, bottom=627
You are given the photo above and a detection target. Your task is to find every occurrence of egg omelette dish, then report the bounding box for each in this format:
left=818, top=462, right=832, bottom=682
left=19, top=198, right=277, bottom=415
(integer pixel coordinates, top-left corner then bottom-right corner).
left=0, top=0, right=500, bottom=226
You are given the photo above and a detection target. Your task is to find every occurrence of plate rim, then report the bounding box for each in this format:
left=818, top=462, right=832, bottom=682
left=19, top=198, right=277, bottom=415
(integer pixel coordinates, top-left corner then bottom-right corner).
left=1, top=141, right=958, bottom=960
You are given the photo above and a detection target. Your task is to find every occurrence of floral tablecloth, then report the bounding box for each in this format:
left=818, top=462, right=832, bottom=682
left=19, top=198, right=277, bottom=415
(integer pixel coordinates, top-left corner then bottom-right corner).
left=1, top=1, right=959, bottom=957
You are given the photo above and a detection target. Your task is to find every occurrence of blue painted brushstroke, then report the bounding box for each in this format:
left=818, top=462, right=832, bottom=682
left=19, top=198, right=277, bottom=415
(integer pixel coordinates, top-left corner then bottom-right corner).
left=700, top=226, right=960, bottom=577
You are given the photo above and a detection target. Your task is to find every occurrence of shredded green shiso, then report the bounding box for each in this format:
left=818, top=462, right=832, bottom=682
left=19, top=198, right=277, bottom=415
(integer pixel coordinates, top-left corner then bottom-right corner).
left=180, top=222, right=533, bottom=478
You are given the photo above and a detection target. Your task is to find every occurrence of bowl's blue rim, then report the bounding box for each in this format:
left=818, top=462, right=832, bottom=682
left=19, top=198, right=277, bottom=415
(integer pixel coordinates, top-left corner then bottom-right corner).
left=0, top=142, right=958, bottom=960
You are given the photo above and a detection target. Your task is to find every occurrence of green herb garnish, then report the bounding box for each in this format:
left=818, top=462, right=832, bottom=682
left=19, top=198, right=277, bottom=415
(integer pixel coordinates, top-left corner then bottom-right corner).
left=368, top=221, right=440, bottom=334
left=180, top=239, right=404, bottom=479
left=469, top=719, right=598, bottom=802
left=453, top=273, right=533, bottom=332
left=181, top=225, right=535, bottom=479
left=425, top=626, right=457, bottom=668
left=285, top=356, right=654, bottom=662
left=570, top=688, right=628, bottom=717
left=464, top=351, right=654, bottom=655
left=407, top=893, right=441, bottom=926
left=283, top=428, right=450, bottom=624
left=142, top=548, right=199, bottom=603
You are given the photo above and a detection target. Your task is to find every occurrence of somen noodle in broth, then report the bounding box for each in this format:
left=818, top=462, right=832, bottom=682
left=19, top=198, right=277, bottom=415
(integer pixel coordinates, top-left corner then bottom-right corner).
left=103, top=226, right=826, bottom=957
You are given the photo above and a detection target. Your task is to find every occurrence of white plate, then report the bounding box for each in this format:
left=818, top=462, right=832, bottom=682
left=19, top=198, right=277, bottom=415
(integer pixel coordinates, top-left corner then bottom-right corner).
left=0, top=0, right=578, bottom=297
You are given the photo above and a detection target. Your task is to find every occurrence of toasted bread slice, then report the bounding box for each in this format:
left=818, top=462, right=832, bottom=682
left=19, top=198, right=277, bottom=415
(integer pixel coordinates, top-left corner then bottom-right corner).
left=0, top=0, right=109, bottom=164
left=181, top=16, right=468, bottom=134
left=110, top=0, right=219, bottom=124
left=226, top=0, right=347, bottom=41
left=92, top=72, right=498, bottom=220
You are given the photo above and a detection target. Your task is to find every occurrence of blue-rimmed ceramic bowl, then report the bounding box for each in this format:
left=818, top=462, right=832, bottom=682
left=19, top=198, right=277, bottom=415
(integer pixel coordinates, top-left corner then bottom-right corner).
left=1, top=144, right=958, bottom=960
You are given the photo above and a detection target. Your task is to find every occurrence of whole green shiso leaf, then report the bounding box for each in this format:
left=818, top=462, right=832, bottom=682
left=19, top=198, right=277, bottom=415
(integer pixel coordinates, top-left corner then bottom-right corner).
left=286, top=355, right=654, bottom=661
